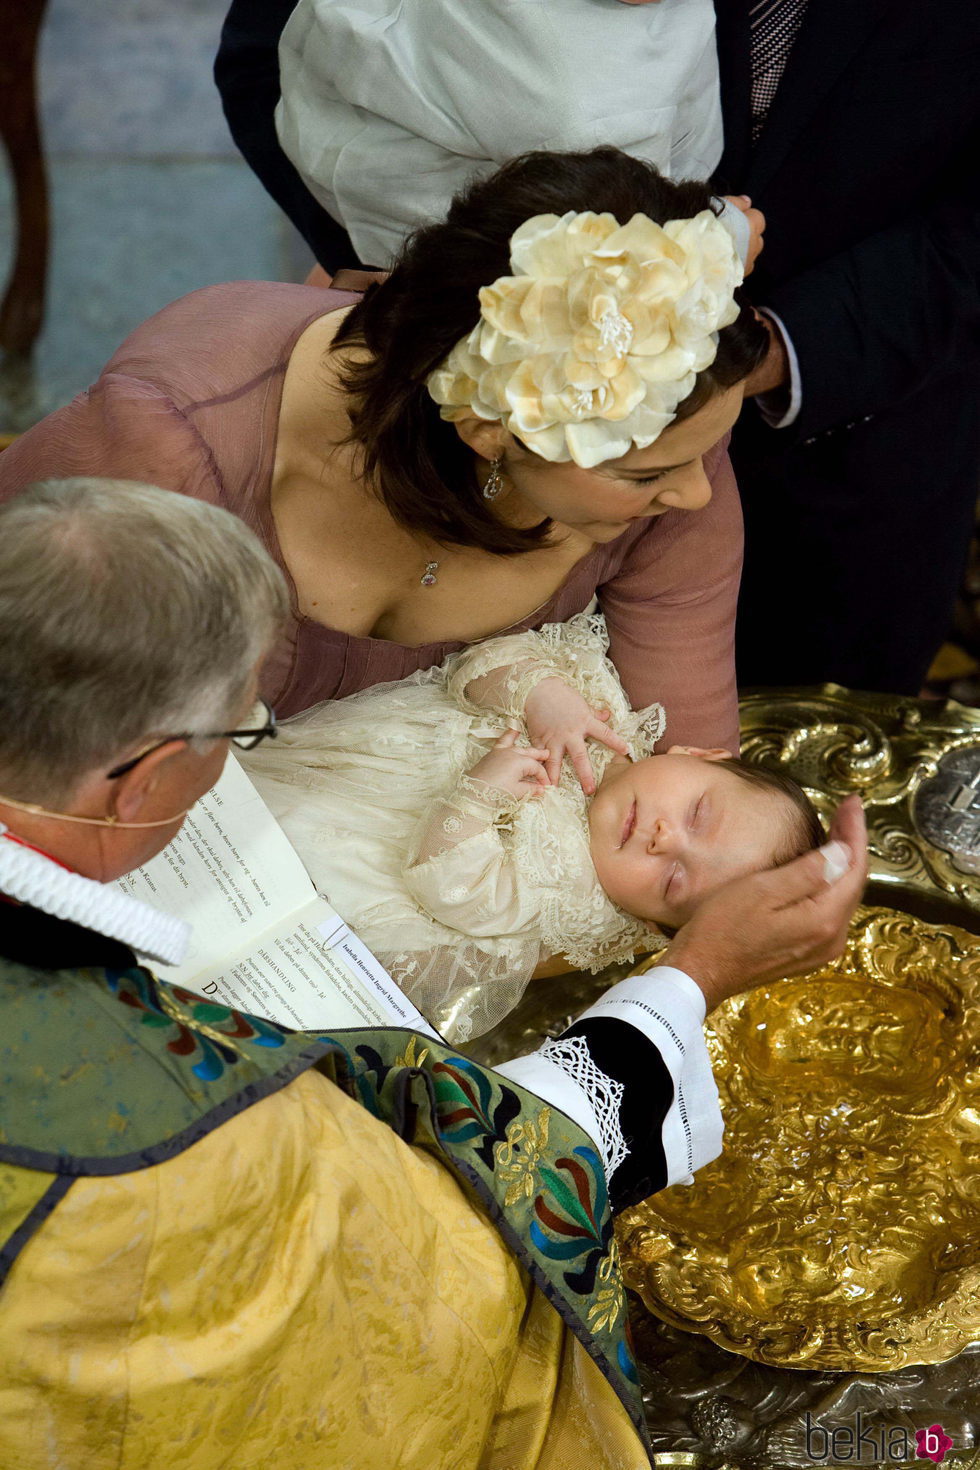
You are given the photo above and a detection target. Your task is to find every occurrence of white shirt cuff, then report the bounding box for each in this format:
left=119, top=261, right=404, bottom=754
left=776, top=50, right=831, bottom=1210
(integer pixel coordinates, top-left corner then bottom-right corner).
left=574, top=966, right=723, bottom=1186
left=496, top=965, right=723, bottom=1190
left=713, top=195, right=751, bottom=269
left=755, top=308, right=802, bottom=427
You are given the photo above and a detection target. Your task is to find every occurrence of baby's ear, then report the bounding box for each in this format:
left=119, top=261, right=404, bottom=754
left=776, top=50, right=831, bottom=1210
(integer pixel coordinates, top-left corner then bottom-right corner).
left=666, top=744, right=733, bottom=762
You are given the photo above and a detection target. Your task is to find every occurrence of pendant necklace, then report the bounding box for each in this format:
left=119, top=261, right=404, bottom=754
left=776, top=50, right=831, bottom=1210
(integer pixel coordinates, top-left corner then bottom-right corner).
left=421, top=455, right=505, bottom=585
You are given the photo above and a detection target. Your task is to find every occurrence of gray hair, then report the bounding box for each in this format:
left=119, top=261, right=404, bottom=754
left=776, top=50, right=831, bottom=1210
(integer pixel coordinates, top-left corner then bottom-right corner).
left=0, top=477, right=289, bottom=803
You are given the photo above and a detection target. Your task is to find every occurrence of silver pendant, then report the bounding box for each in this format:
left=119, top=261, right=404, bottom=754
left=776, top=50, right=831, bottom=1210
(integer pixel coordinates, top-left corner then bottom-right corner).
left=420, top=561, right=439, bottom=587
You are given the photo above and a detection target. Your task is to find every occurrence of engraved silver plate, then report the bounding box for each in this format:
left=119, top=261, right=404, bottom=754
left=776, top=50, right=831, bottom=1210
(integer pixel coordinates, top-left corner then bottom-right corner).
left=913, top=745, right=980, bottom=875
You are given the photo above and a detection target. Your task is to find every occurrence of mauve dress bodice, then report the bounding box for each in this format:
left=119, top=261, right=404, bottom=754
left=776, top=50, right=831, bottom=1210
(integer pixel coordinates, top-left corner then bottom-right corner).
left=0, top=281, right=744, bottom=751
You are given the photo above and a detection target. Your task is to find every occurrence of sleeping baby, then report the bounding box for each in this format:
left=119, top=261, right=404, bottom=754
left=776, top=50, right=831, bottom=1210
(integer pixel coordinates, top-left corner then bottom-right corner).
left=242, top=613, right=821, bottom=1042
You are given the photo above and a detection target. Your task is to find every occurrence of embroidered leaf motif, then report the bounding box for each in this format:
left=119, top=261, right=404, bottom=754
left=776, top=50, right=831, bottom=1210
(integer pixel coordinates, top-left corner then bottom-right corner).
left=587, top=1241, right=627, bottom=1334
left=538, top=1164, right=597, bottom=1237
left=435, top=1056, right=494, bottom=1121
left=393, top=1035, right=430, bottom=1070
left=529, top=1223, right=594, bottom=1260
left=529, top=1146, right=613, bottom=1297
left=494, top=1109, right=551, bottom=1206
left=107, top=969, right=287, bottom=1082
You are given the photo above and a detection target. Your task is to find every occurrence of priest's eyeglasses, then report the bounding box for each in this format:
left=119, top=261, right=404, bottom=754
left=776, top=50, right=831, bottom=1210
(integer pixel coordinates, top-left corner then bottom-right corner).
left=107, top=698, right=278, bottom=779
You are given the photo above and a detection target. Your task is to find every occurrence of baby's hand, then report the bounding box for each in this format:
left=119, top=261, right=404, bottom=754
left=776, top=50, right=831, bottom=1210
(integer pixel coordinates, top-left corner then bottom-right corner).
left=723, top=195, right=766, bottom=275
left=524, top=677, right=631, bottom=795
left=467, top=728, right=551, bottom=801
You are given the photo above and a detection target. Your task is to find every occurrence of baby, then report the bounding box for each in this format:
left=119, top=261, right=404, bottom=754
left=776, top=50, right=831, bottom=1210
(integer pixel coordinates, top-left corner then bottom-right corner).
left=441, top=729, right=822, bottom=933
left=243, top=614, right=820, bottom=1042
left=275, top=0, right=764, bottom=272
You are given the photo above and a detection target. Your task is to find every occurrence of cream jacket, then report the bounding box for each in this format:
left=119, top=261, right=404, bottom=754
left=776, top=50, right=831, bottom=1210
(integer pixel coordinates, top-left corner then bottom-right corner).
left=276, top=0, right=725, bottom=266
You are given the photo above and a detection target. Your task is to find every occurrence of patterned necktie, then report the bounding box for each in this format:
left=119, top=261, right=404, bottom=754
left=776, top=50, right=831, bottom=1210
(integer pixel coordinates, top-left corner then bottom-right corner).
left=749, top=0, right=809, bottom=140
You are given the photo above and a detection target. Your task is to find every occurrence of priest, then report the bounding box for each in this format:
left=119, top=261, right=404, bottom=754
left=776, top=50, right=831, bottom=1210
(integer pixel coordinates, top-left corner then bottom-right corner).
left=0, top=477, right=865, bottom=1469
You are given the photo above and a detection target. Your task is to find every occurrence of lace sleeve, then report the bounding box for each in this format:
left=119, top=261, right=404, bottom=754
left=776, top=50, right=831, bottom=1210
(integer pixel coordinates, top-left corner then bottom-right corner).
left=408, top=774, right=522, bottom=867
left=444, top=631, right=566, bottom=720
left=447, top=611, right=668, bottom=761
left=403, top=779, right=544, bottom=943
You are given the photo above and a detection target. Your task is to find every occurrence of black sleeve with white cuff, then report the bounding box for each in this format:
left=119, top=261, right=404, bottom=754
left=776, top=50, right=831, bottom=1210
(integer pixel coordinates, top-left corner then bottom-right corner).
left=495, top=965, right=723, bottom=1213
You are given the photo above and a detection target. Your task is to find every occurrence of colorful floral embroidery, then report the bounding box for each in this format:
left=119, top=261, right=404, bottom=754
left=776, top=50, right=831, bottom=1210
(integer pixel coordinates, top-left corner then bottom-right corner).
left=429, top=1054, right=522, bottom=1168
left=106, top=969, right=287, bottom=1081
left=531, top=1145, right=611, bottom=1286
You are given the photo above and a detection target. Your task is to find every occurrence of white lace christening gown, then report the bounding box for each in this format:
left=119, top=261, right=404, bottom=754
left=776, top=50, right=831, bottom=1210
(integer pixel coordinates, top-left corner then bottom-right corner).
left=240, top=613, right=666, bottom=1042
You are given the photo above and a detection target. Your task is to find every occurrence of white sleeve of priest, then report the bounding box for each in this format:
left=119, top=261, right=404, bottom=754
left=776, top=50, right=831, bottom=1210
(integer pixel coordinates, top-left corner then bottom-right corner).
left=496, top=965, right=723, bottom=1190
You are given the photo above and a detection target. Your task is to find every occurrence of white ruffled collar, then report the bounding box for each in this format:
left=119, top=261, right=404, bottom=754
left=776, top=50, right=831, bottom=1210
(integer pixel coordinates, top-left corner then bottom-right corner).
left=0, top=828, right=189, bottom=966
left=515, top=785, right=651, bottom=972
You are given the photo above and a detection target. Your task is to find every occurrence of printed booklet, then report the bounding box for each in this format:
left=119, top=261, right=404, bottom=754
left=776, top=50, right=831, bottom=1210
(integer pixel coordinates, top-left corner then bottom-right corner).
left=116, top=755, right=438, bottom=1036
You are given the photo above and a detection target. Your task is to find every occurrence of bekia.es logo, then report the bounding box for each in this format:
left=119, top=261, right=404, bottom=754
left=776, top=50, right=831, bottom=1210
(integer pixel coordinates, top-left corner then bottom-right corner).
left=915, top=1426, right=955, bottom=1465
left=805, top=1411, right=954, bottom=1463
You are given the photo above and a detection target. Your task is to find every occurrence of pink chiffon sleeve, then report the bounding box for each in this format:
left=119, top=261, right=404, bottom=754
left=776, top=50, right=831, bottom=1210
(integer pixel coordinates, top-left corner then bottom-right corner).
left=599, top=436, right=743, bottom=755
left=0, top=377, right=223, bottom=508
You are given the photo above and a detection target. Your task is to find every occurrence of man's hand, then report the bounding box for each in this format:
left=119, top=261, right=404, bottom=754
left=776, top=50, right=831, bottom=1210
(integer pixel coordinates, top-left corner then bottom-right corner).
left=741, top=312, right=791, bottom=398
left=466, top=727, right=551, bottom=801
left=666, top=795, right=868, bottom=1011
left=723, top=194, right=766, bottom=275
left=524, top=677, right=631, bottom=794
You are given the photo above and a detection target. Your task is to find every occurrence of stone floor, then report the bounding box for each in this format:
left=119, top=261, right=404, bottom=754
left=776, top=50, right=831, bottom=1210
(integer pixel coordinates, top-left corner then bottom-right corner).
left=0, top=0, right=311, bottom=433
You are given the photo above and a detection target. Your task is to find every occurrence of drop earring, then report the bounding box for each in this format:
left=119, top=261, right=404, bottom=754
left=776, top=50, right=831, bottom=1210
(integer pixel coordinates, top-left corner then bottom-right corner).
left=482, top=456, right=505, bottom=500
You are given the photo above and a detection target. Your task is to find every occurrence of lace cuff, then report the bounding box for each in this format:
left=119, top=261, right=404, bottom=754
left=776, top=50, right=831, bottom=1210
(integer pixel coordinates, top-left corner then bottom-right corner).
left=446, top=614, right=646, bottom=739
left=449, top=773, right=523, bottom=822
left=450, top=655, right=566, bottom=722
left=538, top=1035, right=627, bottom=1179
left=496, top=965, right=722, bottom=1209
left=500, top=664, right=566, bottom=721
left=576, top=967, right=722, bottom=1186
left=409, top=773, right=523, bottom=868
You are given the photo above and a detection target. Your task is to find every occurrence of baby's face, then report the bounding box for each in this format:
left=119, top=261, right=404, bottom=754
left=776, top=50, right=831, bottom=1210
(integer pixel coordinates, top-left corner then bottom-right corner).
left=587, top=750, right=783, bottom=927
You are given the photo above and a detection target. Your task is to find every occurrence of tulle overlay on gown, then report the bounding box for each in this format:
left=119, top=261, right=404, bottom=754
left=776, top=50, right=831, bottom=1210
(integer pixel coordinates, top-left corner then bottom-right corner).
left=242, top=614, right=666, bottom=1041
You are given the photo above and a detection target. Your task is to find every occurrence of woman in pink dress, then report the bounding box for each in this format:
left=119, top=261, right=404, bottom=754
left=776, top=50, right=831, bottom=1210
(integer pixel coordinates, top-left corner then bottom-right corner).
left=0, top=149, right=766, bottom=750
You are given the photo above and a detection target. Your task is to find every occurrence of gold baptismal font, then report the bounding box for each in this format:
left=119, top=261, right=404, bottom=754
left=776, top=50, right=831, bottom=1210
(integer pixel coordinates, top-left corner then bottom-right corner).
left=474, top=686, right=980, bottom=1470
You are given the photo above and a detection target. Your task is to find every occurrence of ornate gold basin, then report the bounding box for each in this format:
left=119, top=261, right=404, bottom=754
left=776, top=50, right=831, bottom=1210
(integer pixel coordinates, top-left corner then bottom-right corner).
left=473, top=688, right=980, bottom=1462
left=618, top=905, right=980, bottom=1372
left=739, top=686, right=980, bottom=933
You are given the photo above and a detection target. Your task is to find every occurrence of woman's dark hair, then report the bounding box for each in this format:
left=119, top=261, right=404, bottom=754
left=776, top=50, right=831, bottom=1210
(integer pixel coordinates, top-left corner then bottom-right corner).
left=721, top=758, right=825, bottom=863
left=334, top=147, right=769, bottom=555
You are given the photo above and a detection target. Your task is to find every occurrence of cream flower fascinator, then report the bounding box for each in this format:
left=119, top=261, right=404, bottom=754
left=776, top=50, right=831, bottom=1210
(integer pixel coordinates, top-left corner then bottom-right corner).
left=427, top=209, right=743, bottom=469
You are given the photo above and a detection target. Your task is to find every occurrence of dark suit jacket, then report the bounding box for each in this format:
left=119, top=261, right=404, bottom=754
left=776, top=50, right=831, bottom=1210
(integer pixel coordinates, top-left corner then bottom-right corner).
left=713, top=0, right=980, bottom=688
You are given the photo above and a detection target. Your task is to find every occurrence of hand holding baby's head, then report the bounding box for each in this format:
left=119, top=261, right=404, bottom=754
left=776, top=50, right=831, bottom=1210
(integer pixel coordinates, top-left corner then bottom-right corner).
left=587, top=747, right=823, bottom=929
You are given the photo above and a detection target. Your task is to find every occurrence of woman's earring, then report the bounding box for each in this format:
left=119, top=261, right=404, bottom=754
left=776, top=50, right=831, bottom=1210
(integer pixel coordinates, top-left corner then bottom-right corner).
left=482, top=456, right=505, bottom=500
